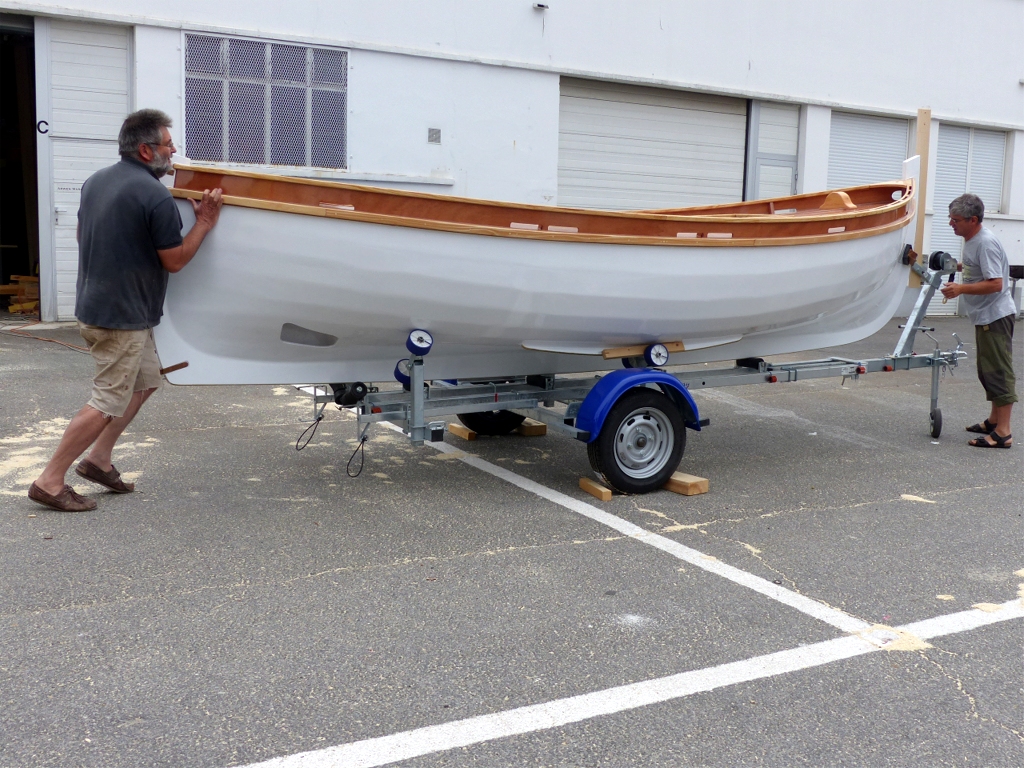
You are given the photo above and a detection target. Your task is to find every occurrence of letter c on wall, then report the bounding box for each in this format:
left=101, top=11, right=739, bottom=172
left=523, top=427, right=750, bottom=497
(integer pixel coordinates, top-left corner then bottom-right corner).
left=36, top=120, right=49, bottom=134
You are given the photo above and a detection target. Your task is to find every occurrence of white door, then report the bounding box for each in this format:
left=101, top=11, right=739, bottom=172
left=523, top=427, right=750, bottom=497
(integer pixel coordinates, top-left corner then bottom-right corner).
left=557, top=78, right=747, bottom=210
left=36, top=18, right=130, bottom=320
left=827, top=112, right=909, bottom=190
left=745, top=101, right=800, bottom=200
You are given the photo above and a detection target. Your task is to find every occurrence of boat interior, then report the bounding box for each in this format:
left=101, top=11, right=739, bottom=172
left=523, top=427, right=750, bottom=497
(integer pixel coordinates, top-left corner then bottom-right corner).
left=171, top=164, right=914, bottom=244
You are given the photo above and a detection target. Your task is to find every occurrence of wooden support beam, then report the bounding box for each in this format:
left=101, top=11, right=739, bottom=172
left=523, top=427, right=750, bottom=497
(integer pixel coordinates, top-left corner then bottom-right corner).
left=515, top=418, right=547, bottom=437
left=602, top=341, right=686, bottom=360
left=910, top=108, right=932, bottom=288
left=447, top=423, right=477, bottom=441
left=579, top=476, right=612, bottom=501
left=663, top=472, right=709, bottom=496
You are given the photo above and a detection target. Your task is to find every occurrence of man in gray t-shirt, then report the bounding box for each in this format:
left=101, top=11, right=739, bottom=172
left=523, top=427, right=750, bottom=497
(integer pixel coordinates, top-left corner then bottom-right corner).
left=940, top=193, right=1017, bottom=449
left=29, top=109, right=223, bottom=512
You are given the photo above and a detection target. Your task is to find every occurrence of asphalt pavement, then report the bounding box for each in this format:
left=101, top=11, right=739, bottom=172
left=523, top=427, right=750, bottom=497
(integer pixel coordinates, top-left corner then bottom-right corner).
left=0, top=313, right=1021, bottom=767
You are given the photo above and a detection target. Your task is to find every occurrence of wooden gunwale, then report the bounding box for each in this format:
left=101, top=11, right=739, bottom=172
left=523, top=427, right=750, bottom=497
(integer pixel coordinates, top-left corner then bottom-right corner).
left=171, top=165, right=914, bottom=247
left=172, top=188, right=913, bottom=248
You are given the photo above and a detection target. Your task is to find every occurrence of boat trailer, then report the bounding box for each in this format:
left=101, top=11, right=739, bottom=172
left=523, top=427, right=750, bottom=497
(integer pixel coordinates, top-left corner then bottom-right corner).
left=305, top=251, right=966, bottom=495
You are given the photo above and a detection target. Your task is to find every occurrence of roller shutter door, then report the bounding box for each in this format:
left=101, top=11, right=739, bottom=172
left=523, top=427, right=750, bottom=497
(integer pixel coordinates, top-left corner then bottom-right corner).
left=557, top=78, right=747, bottom=210
left=827, top=112, right=909, bottom=190
left=927, top=125, right=1006, bottom=316
left=41, top=20, right=130, bottom=319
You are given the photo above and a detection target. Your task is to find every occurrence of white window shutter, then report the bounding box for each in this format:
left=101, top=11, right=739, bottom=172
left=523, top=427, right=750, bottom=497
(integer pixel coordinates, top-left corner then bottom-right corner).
left=827, top=112, right=909, bottom=190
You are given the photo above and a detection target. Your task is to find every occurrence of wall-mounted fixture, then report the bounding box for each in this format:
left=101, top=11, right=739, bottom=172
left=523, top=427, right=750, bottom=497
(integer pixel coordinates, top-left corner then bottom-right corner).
left=428, top=128, right=441, bottom=144
left=533, top=3, right=549, bottom=10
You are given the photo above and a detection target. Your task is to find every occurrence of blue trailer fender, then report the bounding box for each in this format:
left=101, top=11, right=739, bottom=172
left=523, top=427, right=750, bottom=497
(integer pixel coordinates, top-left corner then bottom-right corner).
left=575, top=369, right=702, bottom=443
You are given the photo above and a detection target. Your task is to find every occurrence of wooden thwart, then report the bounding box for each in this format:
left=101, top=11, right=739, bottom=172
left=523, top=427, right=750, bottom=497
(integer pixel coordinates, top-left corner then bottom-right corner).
left=663, top=471, right=709, bottom=496
left=819, top=191, right=857, bottom=210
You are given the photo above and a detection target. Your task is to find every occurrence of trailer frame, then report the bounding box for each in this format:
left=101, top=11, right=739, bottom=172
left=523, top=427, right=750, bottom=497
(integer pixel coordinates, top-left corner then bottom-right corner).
left=304, top=257, right=965, bottom=493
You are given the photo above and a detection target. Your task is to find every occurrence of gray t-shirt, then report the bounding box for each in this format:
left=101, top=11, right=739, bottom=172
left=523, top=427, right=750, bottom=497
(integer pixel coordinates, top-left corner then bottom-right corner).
left=959, top=227, right=1016, bottom=326
left=75, top=157, right=183, bottom=330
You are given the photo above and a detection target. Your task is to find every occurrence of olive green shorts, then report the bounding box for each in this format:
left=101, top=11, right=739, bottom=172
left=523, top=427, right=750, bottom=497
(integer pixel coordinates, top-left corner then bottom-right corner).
left=79, top=322, right=163, bottom=418
left=975, top=315, right=1018, bottom=407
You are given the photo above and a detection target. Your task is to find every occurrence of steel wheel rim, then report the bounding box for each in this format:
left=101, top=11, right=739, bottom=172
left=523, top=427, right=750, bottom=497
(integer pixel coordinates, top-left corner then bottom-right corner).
left=613, top=407, right=674, bottom=479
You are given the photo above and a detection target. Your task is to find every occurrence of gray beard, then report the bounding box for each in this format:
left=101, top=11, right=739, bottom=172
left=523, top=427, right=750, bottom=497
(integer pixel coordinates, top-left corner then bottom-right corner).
left=147, top=154, right=173, bottom=177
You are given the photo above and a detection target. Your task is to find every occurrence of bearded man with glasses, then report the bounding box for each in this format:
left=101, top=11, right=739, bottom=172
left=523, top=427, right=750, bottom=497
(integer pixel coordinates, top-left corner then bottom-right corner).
left=29, top=109, right=223, bottom=511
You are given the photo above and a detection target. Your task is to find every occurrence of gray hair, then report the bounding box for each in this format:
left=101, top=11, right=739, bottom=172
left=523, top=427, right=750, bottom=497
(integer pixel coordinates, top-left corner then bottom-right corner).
left=949, top=193, right=985, bottom=222
left=118, top=109, right=172, bottom=158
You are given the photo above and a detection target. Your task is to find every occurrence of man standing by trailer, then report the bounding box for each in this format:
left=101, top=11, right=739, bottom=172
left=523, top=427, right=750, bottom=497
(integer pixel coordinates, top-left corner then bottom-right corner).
left=28, top=109, right=223, bottom=511
left=940, top=193, right=1017, bottom=448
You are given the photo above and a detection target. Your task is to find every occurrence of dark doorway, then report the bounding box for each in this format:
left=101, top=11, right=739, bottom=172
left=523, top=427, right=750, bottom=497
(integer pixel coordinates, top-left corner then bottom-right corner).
left=0, top=14, right=38, bottom=308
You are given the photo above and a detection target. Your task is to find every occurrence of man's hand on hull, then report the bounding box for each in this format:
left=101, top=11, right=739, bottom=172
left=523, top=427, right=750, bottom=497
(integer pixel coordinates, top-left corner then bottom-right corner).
left=191, top=188, right=223, bottom=228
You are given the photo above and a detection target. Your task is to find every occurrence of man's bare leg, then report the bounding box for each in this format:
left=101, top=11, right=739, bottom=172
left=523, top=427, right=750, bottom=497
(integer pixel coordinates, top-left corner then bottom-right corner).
left=85, top=388, right=156, bottom=471
left=985, top=402, right=1014, bottom=444
left=34, top=405, right=112, bottom=495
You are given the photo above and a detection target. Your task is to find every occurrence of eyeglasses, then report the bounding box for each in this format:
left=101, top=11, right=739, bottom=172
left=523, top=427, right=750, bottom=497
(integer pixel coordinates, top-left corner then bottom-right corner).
left=948, top=216, right=973, bottom=224
left=148, top=139, right=176, bottom=151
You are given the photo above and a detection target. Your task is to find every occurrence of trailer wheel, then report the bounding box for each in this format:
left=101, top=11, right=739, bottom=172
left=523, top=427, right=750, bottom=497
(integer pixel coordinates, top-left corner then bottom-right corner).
left=930, top=408, right=942, bottom=438
left=457, top=410, right=527, bottom=436
left=587, top=388, right=684, bottom=494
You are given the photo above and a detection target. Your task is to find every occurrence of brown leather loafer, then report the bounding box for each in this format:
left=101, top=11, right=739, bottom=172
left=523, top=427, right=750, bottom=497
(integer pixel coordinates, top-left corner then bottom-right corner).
left=75, top=459, right=135, bottom=493
left=28, top=482, right=97, bottom=512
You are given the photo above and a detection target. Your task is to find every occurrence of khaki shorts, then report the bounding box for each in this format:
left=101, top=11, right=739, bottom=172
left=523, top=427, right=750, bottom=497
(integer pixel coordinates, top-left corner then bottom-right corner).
left=79, top=322, right=163, bottom=418
left=975, top=314, right=1018, bottom=408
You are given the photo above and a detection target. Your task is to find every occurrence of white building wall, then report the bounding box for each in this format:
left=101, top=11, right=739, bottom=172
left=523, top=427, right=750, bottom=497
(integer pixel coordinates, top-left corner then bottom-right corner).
left=2, top=0, right=1022, bottom=126
left=134, top=25, right=182, bottom=156
left=347, top=51, right=559, bottom=203
left=796, top=105, right=830, bottom=194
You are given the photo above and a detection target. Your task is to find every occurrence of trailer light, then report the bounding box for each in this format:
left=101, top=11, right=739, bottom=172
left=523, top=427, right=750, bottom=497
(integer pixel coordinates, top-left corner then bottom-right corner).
left=883, top=364, right=893, bottom=372
left=856, top=366, right=866, bottom=374
left=767, top=374, right=778, bottom=383
left=371, top=406, right=382, bottom=414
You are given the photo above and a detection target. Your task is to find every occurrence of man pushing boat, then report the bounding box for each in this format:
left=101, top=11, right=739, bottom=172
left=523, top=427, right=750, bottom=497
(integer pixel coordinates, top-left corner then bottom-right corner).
left=28, top=109, right=223, bottom=512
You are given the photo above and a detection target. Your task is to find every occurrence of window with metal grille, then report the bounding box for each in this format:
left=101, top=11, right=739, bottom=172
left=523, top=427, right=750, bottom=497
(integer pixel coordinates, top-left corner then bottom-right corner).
left=184, top=34, right=347, bottom=169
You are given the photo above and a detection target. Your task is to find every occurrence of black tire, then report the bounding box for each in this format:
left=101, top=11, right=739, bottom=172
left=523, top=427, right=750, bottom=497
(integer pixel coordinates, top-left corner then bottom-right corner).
left=930, top=408, right=942, bottom=439
left=456, top=410, right=527, bottom=436
left=588, top=388, right=684, bottom=494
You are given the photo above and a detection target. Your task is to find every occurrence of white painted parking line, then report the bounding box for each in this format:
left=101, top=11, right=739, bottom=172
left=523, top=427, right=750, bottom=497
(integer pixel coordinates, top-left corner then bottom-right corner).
left=383, top=424, right=869, bottom=633
left=239, top=600, right=1024, bottom=768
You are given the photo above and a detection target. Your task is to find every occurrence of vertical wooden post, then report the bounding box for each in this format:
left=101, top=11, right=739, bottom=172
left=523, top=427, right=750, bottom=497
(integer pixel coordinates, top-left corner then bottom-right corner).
left=909, top=108, right=932, bottom=287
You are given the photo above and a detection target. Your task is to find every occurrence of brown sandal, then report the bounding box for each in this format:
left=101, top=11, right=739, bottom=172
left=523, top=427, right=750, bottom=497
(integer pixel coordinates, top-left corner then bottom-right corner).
left=28, top=482, right=97, bottom=512
left=75, top=459, right=135, bottom=493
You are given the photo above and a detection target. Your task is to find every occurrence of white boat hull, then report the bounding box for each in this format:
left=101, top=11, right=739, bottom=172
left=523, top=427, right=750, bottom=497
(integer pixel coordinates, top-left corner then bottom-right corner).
left=155, top=201, right=912, bottom=385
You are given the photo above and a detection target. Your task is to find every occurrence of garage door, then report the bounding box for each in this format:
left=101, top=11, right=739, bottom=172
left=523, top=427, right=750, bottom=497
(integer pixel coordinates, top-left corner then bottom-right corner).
left=557, top=78, right=747, bottom=210
left=926, top=124, right=1007, bottom=316
left=827, top=112, right=909, bottom=190
left=38, top=19, right=130, bottom=320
